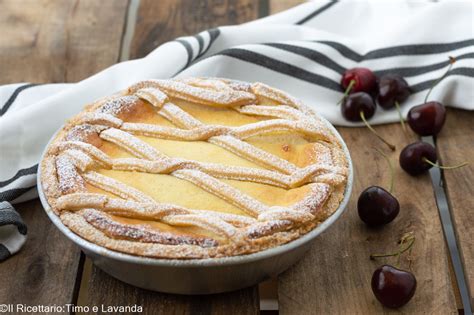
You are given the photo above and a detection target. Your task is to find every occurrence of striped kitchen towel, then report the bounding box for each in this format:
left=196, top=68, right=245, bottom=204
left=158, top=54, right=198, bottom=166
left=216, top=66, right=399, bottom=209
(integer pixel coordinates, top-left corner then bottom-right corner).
left=0, top=0, right=472, bottom=260
left=0, top=202, right=27, bottom=261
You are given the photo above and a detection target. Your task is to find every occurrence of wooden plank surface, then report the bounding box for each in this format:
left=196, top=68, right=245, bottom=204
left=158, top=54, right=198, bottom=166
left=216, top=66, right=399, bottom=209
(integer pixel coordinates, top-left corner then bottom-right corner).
left=270, top=2, right=458, bottom=313
left=1, top=1, right=467, bottom=314
left=0, top=0, right=129, bottom=307
left=87, top=267, right=259, bottom=315
left=278, top=125, right=458, bottom=314
left=0, top=200, right=84, bottom=307
left=269, top=0, right=305, bottom=15
left=131, top=0, right=259, bottom=59
left=85, top=1, right=263, bottom=314
left=0, top=0, right=129, bottom=83
left=437, top=109, right=474, bottom=305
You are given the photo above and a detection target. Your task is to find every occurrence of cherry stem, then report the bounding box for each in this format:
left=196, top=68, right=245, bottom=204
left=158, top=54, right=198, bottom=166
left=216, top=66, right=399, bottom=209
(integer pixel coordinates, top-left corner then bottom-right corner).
left=360, top=111, right=396, bottom=151
left=424, top=56, right=456, bottom=103
left=370, top=233, right=416, bottom=267
left=394, top=101, right=407, bottom=134
left=374, top=147, right=394, bottom=193
left=337, top=79, right=355, bottom=105
left=422, top=157, right=468, bottom=170
left=408, top=244, right=414, bottom=270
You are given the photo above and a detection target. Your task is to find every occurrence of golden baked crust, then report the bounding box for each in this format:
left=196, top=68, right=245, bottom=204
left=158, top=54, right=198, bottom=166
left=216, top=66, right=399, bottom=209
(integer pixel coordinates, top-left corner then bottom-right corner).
left=41, top=77, right=348, bottom=259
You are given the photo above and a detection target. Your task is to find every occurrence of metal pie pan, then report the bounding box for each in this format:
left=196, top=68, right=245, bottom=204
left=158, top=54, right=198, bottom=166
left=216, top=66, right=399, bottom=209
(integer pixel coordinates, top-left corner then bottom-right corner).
left=37, top=103, right=353, bottom=295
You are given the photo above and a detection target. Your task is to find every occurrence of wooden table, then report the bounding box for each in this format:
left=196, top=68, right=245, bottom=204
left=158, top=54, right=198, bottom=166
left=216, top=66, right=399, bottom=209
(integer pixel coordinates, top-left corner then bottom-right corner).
left=1, top=1, right=472, bottom=314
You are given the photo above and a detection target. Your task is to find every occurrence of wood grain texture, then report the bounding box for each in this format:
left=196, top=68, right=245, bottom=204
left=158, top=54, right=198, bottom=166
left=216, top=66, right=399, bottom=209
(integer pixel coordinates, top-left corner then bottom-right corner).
left=269, top=0, right=305, bottom=14
left=278, top=125, right=458, bottom=314
left=437, top=109, right=474, bottom=305
left=0, top=0, right=129, bottom=307
left=0, top=199, right=84, bottom=307
left=130, top=0, right=259, bottom=59
left=87, top=267, right=259, bottom=315
left=0, top=0, right=129, bottom=84
left=270, top=2, right=457, bottom=313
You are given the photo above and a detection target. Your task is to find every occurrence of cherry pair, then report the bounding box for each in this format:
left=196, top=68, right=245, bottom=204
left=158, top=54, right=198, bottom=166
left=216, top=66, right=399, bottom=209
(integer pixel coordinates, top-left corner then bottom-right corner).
left=340, top=63, right=449, bottom=137
left=340, top=68, right=409, bottom=150
left=340, top=68, right=410, bottom=110
left=340, top=58, right=456, bottom=150
left=398, top=58, right=467, bottom=176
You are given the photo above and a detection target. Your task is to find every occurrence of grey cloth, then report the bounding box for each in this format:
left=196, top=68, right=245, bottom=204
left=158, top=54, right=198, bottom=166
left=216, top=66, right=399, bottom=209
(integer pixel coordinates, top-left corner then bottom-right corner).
left=0, top=201, right=27, bottom=261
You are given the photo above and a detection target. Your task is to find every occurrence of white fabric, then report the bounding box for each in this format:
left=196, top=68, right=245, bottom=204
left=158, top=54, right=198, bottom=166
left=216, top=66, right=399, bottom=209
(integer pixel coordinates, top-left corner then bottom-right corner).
left=0, top=0, right=472, bottom=262
left=0, top=225, right=27, bottom=254
left=0, top=0, right=472, bottom=218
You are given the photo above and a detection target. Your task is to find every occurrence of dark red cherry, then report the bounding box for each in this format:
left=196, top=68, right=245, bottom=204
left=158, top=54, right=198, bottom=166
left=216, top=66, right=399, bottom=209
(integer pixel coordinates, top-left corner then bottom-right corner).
left=358, top=186, right=399, bottom=226
left=341, top=68, right=377, bottom=95
left=372, top=265, right=417, bottom=308
left=377, top=74, right=410, bottom=109
left=399, top=141, right=437, bottom=176
left=341, top=92, right=376, bottom=122
left=341, top=93, right=396, bottom=151
left=407, top=101, right=446, bottom=136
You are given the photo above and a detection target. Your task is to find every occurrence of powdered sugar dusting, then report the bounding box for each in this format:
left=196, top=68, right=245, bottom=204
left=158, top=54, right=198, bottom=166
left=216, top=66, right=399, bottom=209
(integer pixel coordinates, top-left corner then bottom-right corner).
left=65, top=124, right=100, bottom=142
left=237, top=105, right=303, bottom=120
left=45, top=77, right=349, bottom=257
left=246, top=220, right=292, bottom=238
left=160, top=102, right=202, bottom=128
left=210, top=135, right=298, bottom=174
left=100, top=128, right=165, bottom=160
left=128, top=79, right=256, bottom=107
left=55, top=154, right=85, bottom=194
left=83, top=209, right=218, bottom=247
left=162, top=214, right=238, bottom=239
left=292, top=183, right=331, bottom=214
left=173, top=169, right=268, bottom=216
left=82, top=171, right=155, bottom=203
left=76, top=113, right=123, bottom=128
left=177, top=77, right=232, bottom=91
left=98, top=95, right=139, bottom=116
left=135, top=88, right=168, bottom=109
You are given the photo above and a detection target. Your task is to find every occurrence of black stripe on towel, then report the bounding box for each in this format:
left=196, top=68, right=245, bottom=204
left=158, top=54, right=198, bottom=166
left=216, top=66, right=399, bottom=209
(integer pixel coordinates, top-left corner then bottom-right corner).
left=265, top=43, right=474, bottom=78
left=410, top=67, right=474, bottom=92
left=296, top=1, right=338, bottom=25
left=1, top=83, right=41, bottom=116
left=215, top=48, right=472, bottom=94
left=0, top=164, right=38, bottom=188
left=264, top=42, right=346, bottom=74
left=198, top=28, right=221, bottom=59
left=176, top=28, right=221, bottom=73
left=316, top=39, right=474, bottom=62
left=195, top=34, right=205, bottom=55
left=0, top=202, right=27, bottom=235
left=175, top=39, right=194, bottom=68
left=0, top=244, right=11, bottom=262
left=219, top=48, right=341, bottom=91
left=374, top=52, right=474, bottom=77
left=0, top=186, right=36, bottom=203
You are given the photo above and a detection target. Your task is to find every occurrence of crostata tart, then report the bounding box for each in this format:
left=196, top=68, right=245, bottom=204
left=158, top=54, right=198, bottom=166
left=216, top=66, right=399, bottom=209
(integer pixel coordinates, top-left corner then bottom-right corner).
left=41, top=77, right=349, bottom=259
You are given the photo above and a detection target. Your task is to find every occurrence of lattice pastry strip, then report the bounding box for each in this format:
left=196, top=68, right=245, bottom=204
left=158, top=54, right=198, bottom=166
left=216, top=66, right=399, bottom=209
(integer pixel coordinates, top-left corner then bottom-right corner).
left=82, top=171, right=155, bottom=203
left=56, top=193, right=256, bottom=227
left=128, top=79, right=257, bottom=107
left=173, top=169, right=269, bottom=217
left=120, top=118, right=332, bottom=142
left=60, top=136, right=346, bottom=188
left=150, top=101, right=305, bottom=174
left=81, top=209, right=219, bottom=247
left=43, top=77, right=348, bottom=258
